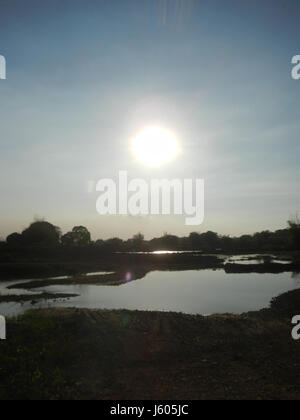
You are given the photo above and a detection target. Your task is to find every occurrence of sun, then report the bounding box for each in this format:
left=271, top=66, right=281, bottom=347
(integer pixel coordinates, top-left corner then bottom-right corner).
left=132, top=126, right=180, bottom=167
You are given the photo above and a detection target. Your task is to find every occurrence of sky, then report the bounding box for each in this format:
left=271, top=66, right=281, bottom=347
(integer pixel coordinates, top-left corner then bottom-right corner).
left=0, top=0, right=300, bottom=240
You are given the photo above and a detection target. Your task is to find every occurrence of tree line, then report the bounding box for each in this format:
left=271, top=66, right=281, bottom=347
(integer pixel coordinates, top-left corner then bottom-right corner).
left=0, top=218, right=299, bottom=255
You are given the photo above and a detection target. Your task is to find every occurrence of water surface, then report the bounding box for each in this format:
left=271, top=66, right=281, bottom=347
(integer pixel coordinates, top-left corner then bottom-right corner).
left=0, top=269, right=298, bottom=317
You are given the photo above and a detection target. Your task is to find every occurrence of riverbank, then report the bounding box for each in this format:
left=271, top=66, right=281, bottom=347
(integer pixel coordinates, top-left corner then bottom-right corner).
left=0, top=292, right=78, bottom=304
left=0, top=288, right=299, bottom=400
left=1, top=253, right=300, bottom=292
left=0, top=254, right=223, bottom=280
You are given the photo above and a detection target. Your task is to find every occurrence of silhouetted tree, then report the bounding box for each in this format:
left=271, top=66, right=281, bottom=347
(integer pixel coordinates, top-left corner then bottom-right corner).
left=61, top=226, right=91, bottom=247
left=1, top=220, right=297, bottom=256
left=189, top=232, right=202, bottom=249
left=238, top=235, right=254, bottom=252
left=160, top=234, right=180, bottom=250
left=219, top=235, right=234, bottom=252
left=105, top=238, right=124, bottom=252
left=72, top=226, right=91, bottom=246
left=200, top=231, right=220, bottom=251
left=288, top=218, right=300, bottom=250
left=21, top=221, right=61, bottom=246
left=61, top=231, right=75, bottom=246
left=127, top=233, right=145, bottom=251
left=6, top=233, right=23, bottom=247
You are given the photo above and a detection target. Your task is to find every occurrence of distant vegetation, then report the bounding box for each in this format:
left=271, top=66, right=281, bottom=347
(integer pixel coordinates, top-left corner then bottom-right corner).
left=288, top=217, right=300, bottom=251
left=0, top=218, right=299, bottom=261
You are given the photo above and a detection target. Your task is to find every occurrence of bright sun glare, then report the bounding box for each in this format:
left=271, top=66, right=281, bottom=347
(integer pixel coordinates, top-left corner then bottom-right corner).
left=132, top=126, right=180, bottom=167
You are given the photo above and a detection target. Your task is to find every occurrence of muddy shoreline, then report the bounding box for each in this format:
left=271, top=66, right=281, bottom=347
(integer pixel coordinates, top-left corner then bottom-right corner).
left=0, top=254, right=222, bottom=280
left=0, top=287, right=300, bottom=400
left=1, top=253, right=299, bottom=282
left=0, top=293, right=79, bottom=304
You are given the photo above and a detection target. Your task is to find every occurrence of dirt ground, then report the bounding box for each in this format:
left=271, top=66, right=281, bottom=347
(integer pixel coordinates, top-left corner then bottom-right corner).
left=0, top=289, right=300, bottom=400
